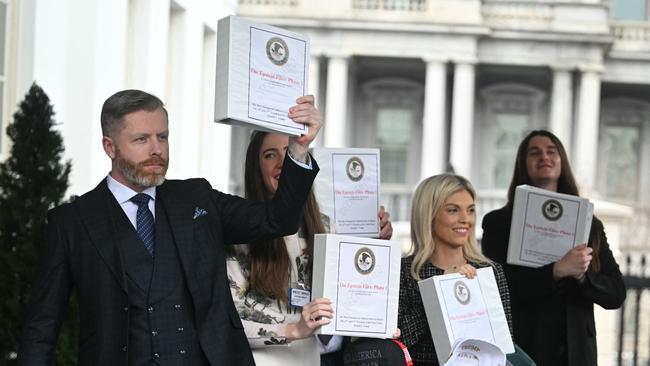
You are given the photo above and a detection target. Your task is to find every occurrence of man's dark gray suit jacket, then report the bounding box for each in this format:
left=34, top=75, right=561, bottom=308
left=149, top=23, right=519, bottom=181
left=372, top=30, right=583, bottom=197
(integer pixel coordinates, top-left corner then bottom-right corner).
left=18, top=155, right=318, bottom=365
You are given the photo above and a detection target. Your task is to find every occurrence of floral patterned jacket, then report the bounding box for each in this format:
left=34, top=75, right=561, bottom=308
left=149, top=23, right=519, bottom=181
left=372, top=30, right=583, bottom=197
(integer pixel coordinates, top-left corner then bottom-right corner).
left=227, top=232, right=311, bottom=348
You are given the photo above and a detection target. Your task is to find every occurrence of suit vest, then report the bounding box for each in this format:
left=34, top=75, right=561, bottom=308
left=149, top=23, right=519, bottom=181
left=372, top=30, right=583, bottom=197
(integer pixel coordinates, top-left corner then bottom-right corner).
left=109, top=197, right=209, bottom=366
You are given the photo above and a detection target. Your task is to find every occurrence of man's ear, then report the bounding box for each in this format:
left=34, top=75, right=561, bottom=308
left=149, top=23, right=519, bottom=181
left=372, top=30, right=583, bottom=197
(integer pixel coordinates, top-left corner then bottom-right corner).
left=102, top=136, right=116, bottom=159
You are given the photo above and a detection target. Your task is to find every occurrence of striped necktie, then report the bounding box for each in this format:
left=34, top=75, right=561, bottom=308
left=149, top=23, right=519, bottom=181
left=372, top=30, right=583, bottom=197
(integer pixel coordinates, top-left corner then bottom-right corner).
left=131, top=193, right=155, bottom=256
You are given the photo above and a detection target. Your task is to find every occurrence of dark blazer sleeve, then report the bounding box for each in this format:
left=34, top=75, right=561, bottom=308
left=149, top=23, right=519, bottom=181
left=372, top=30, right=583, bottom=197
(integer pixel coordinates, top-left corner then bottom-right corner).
left=575, top=218, right=626, bottom=309
left=210, top=153, right=319, bottom=245
left=18, top=208, right=73, bottom=365
left=397, top=257, right=429, bottom=349
left=481, top=208, right=561, bottom=307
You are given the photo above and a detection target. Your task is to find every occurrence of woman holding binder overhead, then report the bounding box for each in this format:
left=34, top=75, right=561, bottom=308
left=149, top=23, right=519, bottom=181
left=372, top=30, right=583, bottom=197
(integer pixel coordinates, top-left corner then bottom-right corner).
left=226, top=127, right=394, bottom=366
left=481, top=130, right=626, bottom=366
left=398, top=173, right=513, bottom=365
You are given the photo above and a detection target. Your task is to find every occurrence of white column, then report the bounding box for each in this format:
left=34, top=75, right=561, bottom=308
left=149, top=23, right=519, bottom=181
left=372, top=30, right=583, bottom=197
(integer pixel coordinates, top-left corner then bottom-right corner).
left=200, top=29, right=232, bottom=191
left=549, top=67, right=573, bottom=155
left=309, top=55, right=321, bottom=98
left=574, top=68, right=602, bottom=193
left=324, top=55, right=349, bottom=148
left=89, top=0, right=131, bottom=183
left=32, top=0, right=130, bottom=194
left=166, top=8, right=205, bottom=180
left=449, top=62, right=476, bottom=179
left=309, top=55, right=324, bottom=147
left=12, top=0, right=37, bottom=125
left=126, top=0, right=170, bottom=96
left=420, top=59, right=447, bottom=180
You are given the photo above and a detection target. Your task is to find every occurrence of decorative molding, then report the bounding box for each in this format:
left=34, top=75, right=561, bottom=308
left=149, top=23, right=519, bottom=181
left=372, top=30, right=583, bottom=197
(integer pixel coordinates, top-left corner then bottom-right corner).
left=577, top=63, right=605, bottom=73
left=421, top=55, right=449, bottom=64
left=352, top=0, right=426, bottom=12
left=361, top=77, right=424, bottom=104
left=600, top=98, right=650, bottom=126
left=238, top=0, right=299, bottom=7
left=479, top=83, right=547, bottom=111
left=482, top=2, right=553, bottom=31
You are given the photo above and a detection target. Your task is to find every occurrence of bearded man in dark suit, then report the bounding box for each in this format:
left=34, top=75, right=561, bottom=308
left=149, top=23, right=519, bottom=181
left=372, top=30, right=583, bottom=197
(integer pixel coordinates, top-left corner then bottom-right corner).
left=18, top=89, right=322, bottom=365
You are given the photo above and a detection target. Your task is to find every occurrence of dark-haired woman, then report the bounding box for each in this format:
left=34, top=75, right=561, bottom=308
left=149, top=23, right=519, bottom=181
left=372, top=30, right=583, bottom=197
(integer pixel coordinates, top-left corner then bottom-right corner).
left=481, top=130, right=626, bottom=366
left=226, top=114, right=393, bottom=363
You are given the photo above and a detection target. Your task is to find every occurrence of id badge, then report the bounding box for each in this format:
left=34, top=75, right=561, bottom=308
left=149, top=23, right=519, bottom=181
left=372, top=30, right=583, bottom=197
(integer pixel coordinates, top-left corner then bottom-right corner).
left=289, top=288, right=311, bottom=307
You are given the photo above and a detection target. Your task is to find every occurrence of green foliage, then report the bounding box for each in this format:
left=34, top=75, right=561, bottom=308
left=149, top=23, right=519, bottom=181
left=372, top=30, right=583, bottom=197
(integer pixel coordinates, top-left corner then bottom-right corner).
left=0, top=83, right=76, bottom=365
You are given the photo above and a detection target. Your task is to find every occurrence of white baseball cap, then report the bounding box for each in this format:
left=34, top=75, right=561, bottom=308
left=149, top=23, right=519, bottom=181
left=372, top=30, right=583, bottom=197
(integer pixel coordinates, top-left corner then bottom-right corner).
left=443, top=338, right=506, bottom=366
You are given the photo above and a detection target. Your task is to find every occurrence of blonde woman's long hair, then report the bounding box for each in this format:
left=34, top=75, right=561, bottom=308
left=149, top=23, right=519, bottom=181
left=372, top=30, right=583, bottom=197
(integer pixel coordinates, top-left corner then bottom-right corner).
left=409, top=174, right=491, bottom=280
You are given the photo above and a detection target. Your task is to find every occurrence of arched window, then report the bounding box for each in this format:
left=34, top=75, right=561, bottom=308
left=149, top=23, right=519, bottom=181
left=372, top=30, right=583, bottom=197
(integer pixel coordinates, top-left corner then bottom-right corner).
left=355, top=77, right=423, bottom=221
left=598, top=99, right=650, bottom=203
left=475, top=83, right=547, bottom=190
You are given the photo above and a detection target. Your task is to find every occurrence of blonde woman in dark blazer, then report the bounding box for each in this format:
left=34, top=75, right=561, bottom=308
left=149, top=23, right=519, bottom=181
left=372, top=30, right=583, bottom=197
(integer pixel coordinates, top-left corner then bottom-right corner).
left=398, top=174, right=512, bottom=365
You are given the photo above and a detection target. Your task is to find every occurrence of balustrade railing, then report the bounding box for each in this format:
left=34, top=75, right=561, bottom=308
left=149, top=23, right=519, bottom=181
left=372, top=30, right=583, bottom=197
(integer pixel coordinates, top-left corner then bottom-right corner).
left=611, top=21, right=650, bottom=42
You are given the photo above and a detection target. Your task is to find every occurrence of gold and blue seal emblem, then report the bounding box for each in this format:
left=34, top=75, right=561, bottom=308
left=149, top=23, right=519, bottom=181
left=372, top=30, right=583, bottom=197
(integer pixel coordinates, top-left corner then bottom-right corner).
left=354, top=247, right=375, bottom=275
left=266, top=37, right=289, bottom=66
left=346, top=157, right=365, bottom=182
left=453, top=280, right=471, bottom=305
left=542, top=199, right=563, bottom=221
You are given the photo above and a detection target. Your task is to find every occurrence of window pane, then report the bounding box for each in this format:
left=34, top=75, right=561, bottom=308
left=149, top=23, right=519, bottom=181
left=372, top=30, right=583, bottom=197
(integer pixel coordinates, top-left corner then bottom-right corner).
left=491, top=113, right=529, bottom=188
left=377, top=109, right=411, bottom=146
left=382, top=149, right=408, bottom=183
left=602, top=126, right=640, bottom=200
left=377, top=108, right=411, bottom=183
left=611, top=0, right=647, bottom=21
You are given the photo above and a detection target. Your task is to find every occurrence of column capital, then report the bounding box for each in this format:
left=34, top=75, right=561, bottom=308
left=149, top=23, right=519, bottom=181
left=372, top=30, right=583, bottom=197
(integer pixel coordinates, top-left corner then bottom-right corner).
left=549, top=63, right=574, bottom=72
left=422, top=55, right=448, bottom=64
left=323, top=51, right=351, bottom=60
left=577, top=63, right=604, bottom=73
left=450, top=57, right=478, bottom=66
left=309, top=46, right=326, bottom=58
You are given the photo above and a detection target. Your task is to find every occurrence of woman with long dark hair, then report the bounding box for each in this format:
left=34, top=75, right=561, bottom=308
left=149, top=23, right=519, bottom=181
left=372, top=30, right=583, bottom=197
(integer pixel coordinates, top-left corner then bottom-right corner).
left=227, top=128, right=393, bottom=365
left=481, top=130, right=626, bottom=366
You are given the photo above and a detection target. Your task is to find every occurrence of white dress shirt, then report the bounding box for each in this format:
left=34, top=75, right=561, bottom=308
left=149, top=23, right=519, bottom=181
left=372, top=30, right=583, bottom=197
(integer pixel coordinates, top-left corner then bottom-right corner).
left=106, top=174, right=157, bottom=229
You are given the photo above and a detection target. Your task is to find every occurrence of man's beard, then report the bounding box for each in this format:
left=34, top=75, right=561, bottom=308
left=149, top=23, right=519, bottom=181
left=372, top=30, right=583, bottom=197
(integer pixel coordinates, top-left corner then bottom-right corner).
left=115, top=149, right=168, bottom=188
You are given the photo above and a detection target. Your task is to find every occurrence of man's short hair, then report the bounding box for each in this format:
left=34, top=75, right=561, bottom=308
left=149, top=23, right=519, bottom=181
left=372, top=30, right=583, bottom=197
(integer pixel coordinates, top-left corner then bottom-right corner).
left=101, top=89, right=167, bottom=137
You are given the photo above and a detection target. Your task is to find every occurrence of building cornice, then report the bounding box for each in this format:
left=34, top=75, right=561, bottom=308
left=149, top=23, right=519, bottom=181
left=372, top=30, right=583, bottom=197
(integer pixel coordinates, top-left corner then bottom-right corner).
left=240, top=16, right=491, bottom=37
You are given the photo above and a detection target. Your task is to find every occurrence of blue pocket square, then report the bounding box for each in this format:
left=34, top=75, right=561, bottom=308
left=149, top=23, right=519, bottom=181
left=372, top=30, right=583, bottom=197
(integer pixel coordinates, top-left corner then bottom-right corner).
left=193, top=207, right=208, bottom=219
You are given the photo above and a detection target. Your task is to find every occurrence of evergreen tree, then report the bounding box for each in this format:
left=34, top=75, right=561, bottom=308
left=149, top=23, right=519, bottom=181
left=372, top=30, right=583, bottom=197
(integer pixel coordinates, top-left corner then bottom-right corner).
left=0, top=83, right=75, bottom=364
